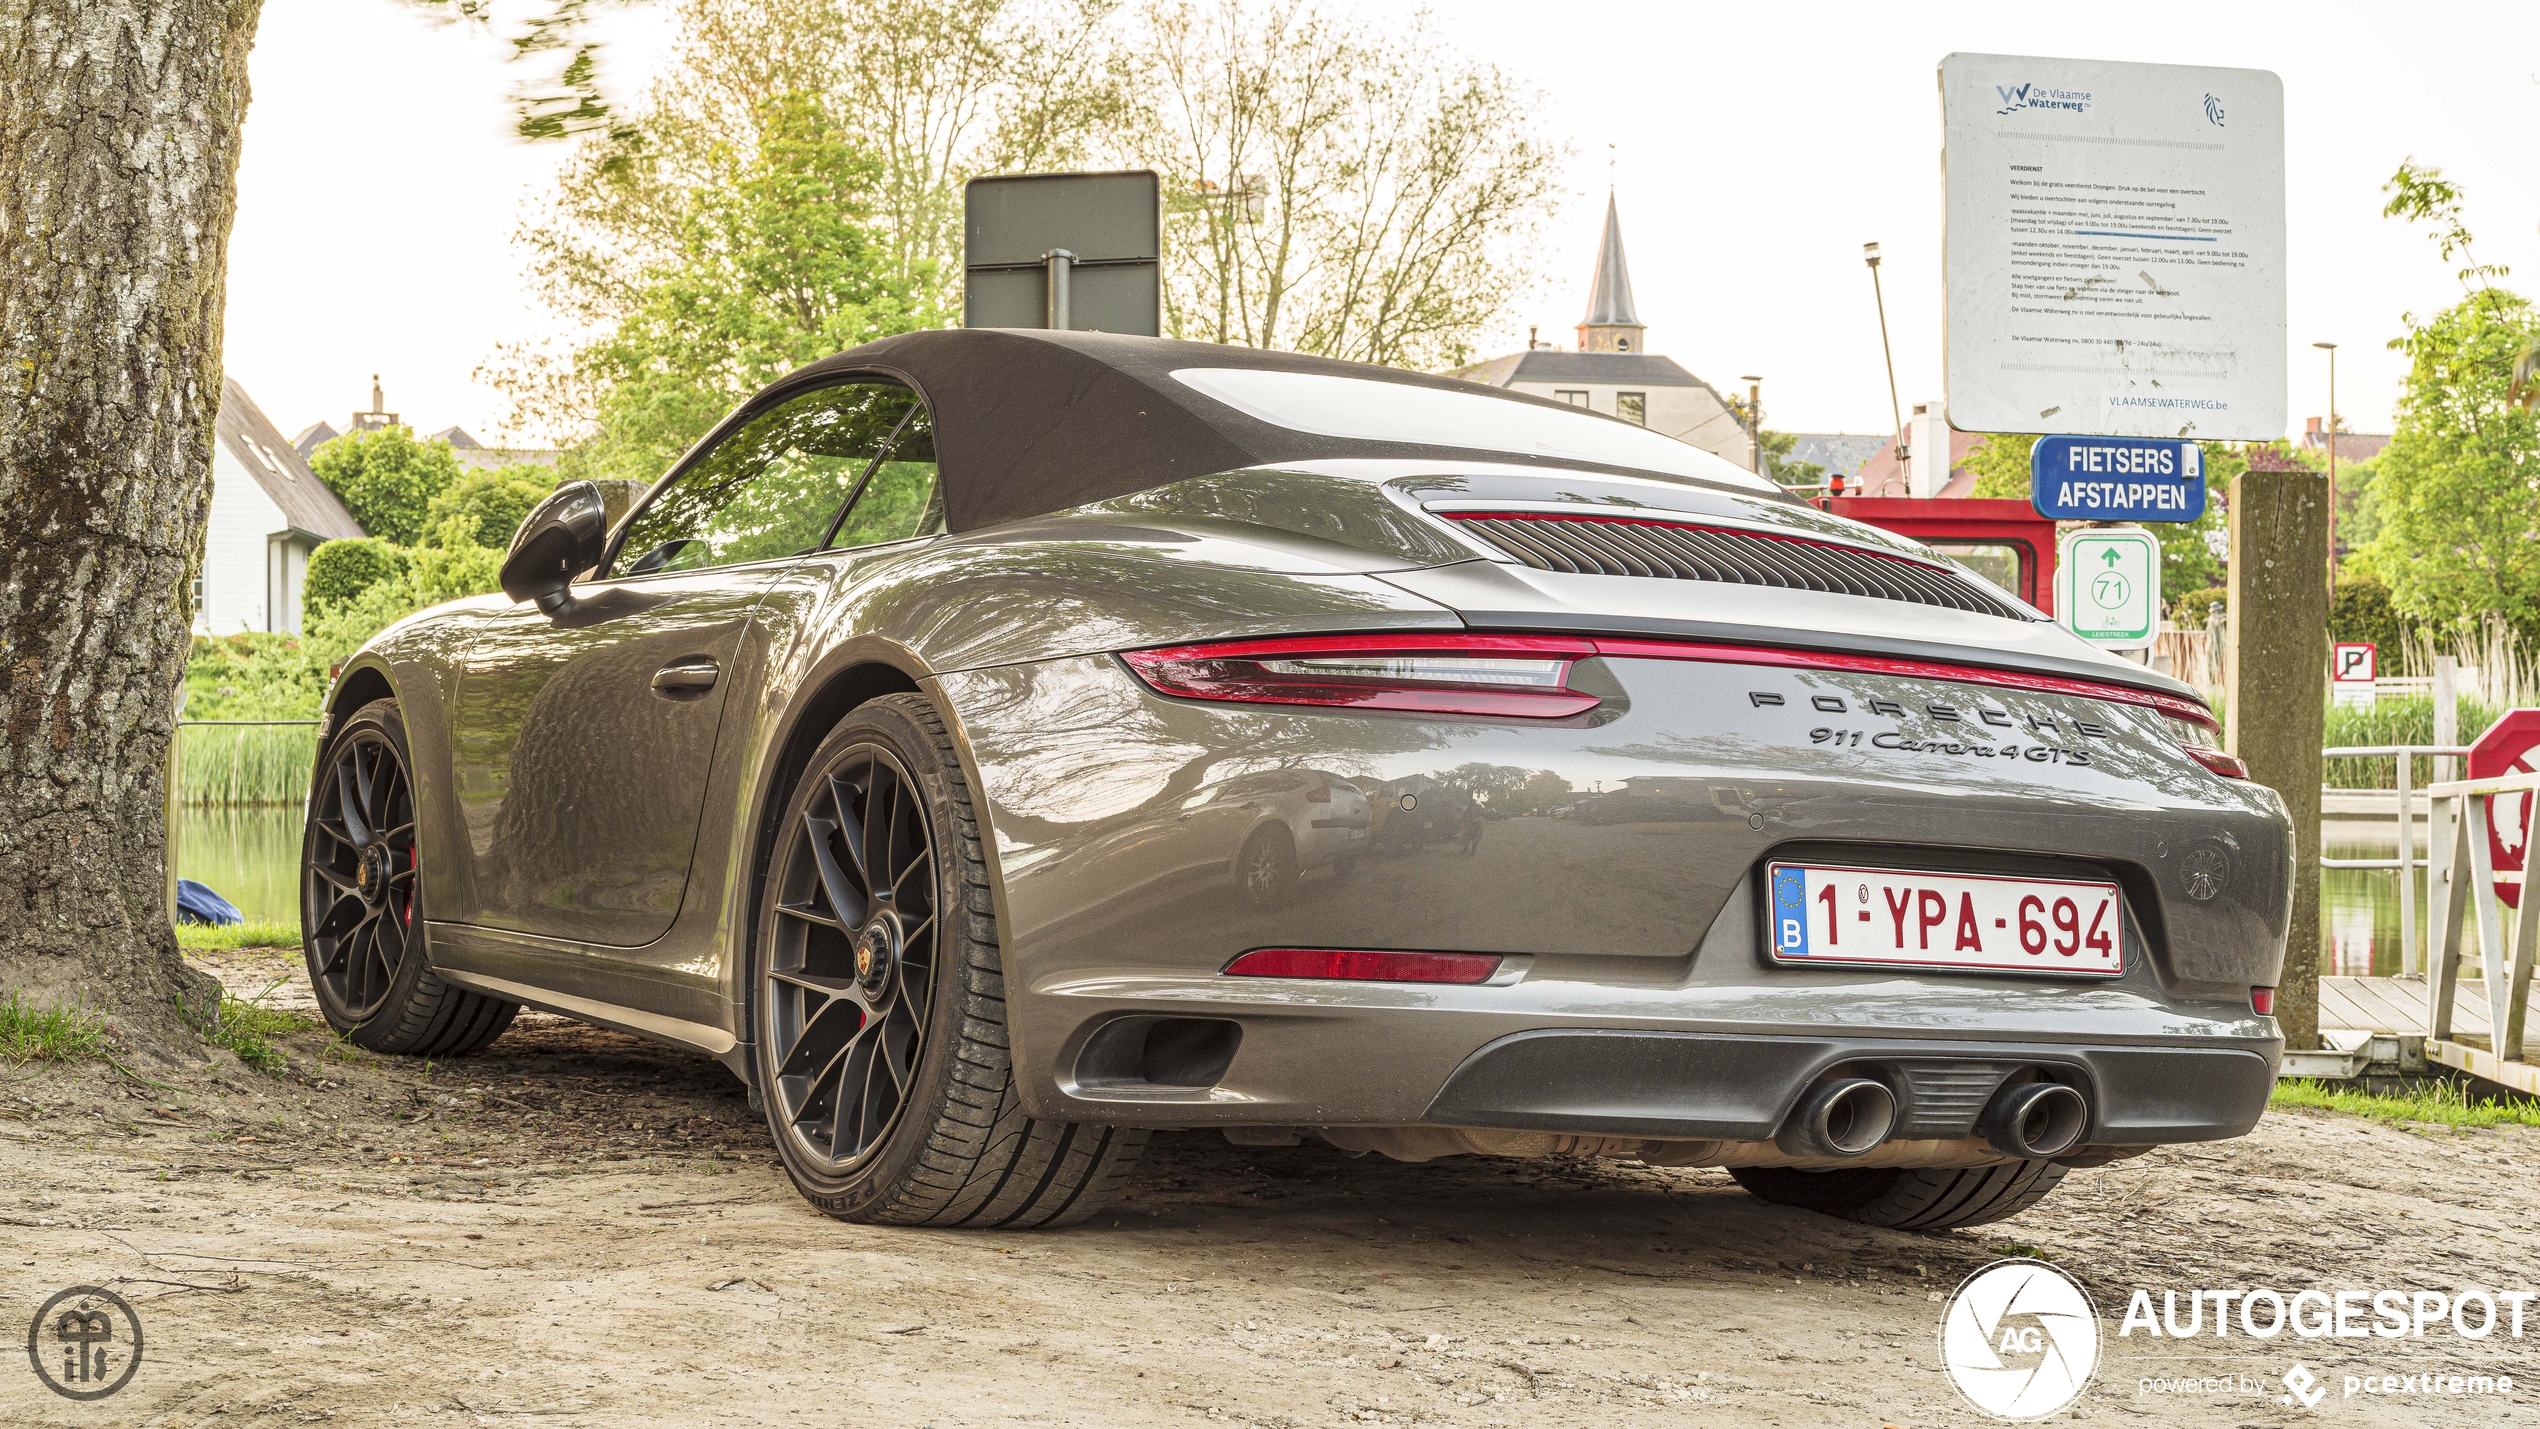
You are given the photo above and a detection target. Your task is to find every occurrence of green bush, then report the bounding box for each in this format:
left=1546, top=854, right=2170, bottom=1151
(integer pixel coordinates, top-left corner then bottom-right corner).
left=184, top=632, right=327, bottom=721
left=427, top=465, right=553, bottom=549
left=2170, top=586, right=2227, bottom=628
left=2330, top=578, right=2404, bottom=654
left=304, top=538, right=407, bottom=615
left=309, top=426, right=464, bottom=545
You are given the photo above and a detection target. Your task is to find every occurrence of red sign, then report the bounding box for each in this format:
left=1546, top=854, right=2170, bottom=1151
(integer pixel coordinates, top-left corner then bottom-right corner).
left=2468, top=710, right=2540, bottom=907
left=2332, top=643, right=2376, bottom=683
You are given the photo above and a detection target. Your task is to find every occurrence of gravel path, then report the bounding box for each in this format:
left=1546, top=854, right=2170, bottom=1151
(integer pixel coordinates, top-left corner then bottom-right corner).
left=2, top=945, right=2533, bottom=1426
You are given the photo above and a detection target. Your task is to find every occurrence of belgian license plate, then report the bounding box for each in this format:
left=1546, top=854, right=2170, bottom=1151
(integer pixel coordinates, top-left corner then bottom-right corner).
left=1767, top=862, right=2124, bottom=976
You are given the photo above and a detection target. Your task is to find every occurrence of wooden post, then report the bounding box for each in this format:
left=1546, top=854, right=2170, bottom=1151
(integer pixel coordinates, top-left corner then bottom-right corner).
left=2226, top=453, right=2329, bottom=1051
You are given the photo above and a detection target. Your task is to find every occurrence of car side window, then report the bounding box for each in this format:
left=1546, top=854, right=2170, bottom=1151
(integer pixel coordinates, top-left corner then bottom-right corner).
left=614, top=382, right=924, bottom=577
left=828, top=401, right=943, bottom=550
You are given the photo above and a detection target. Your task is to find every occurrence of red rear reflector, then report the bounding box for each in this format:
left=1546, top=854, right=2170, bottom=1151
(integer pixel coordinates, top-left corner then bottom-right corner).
left=2190, top=747, right=2250, bottom=779
left=1223, top=948, right=1503, bottom=984
left=2252, top=987, right=2274, bottom=1016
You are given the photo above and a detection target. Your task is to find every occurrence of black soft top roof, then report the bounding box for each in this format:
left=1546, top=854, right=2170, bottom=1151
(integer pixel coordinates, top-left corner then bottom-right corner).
left=746, top=328, right=1774, bottom=534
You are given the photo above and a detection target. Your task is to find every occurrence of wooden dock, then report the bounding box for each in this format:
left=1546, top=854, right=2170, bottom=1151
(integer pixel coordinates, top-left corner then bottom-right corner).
left=2321, top=975, right=2489, bottom=1038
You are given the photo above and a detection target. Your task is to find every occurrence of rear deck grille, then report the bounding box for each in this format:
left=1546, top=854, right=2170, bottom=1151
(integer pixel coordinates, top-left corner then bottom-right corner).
left=1444, top=512, right=2032, bottom=621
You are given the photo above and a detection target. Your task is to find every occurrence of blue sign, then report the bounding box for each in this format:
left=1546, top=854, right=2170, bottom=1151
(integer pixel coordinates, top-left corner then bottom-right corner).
left=2029, top=436, right=2207, bottom=523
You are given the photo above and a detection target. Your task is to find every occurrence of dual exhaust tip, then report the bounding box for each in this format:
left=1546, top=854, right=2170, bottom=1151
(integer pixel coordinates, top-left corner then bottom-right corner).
left=1773, top=1074, right=2089, bottom=1161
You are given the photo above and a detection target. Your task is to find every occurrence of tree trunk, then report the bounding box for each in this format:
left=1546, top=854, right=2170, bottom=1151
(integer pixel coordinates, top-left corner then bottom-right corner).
left=0, top=0, right=261, bottom=1053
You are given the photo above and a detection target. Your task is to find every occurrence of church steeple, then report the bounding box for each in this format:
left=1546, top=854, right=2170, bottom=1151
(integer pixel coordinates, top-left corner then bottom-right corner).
left=1576, top=193, right=1646, bottom=354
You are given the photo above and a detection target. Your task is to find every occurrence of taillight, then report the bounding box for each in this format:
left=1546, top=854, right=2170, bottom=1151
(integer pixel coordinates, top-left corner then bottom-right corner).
left=1306, top=782, right=1331, bottom=803
left=2163, top=713, right=2247, bottom=778
left=1121, top=635, right=1600, bottom=719
left=1223, top=948, right=1504, bottom=984
left=2252, top=987, right=2274, bottom=1016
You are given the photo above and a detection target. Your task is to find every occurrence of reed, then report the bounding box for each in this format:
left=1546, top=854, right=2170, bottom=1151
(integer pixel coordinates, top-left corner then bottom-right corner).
left=178, top=722, right=318, bottom=806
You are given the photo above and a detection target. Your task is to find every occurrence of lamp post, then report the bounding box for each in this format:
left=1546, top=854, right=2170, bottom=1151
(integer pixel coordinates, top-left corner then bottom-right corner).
left=2313, top=341, right=2338, bottom=585
left=1865, top=242, right=1905, bottom=493
left=1741, top=375, right=1764, bottom=476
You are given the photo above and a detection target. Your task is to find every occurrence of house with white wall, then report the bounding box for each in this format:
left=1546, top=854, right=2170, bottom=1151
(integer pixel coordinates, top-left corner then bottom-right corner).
left=197, top=377, right=366, bottom=636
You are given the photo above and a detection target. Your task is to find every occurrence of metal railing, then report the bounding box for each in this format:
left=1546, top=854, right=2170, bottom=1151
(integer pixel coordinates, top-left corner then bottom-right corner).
left=2426, top=770, right=2540, bottom=1064
left=2319, top=743, right=2468, bottom=975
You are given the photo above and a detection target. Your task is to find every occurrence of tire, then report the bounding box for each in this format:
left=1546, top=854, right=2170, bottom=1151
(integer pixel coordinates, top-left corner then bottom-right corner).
left=750, top=692, right=1146, bottom=1228
left=1727, top=1160, right=2070, bottom=1230
left=301, top=699, right=518, bottom=1056
left=1235, top=825, right=1299, bottom=908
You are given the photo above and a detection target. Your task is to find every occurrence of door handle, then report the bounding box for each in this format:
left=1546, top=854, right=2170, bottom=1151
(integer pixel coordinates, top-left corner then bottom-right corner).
left=651, top=658, right=720, bottom=695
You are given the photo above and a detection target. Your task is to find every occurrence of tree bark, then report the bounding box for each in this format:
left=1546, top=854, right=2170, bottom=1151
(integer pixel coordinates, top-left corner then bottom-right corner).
left=0, top=0, right=261, bottom=1051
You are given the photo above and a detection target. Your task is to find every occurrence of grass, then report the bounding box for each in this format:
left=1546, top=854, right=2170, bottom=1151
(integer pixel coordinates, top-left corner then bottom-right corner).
left=0, top=992, right=109, bottom=1065
left=2273, top=1076, right=2540, bottom=1130
left=178, top=722, right=319, bottom=805
left=197, top=982, right=316, bottom=1076
left=175, top=920, right=301, bottom=952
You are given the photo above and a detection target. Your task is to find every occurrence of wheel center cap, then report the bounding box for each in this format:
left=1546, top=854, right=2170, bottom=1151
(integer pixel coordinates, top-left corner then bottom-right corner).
left=358, top=846, right=390, bottom=904
left=852, top=914, right=900, bottom=997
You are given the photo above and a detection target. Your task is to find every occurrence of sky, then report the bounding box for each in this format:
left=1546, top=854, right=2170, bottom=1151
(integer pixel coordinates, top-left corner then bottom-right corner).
left=223, top=0, right=2540, bottom=447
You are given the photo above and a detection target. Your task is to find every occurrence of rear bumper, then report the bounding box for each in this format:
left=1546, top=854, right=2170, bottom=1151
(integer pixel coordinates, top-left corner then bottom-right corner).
left=939, top=649, right=2293, bottom=1139
left=1425, top=1030, right=2277, bottom=1145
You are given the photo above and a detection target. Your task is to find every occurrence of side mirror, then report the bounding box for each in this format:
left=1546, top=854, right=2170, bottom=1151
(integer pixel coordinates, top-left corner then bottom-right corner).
left=501, top=482, right=612, bottom=618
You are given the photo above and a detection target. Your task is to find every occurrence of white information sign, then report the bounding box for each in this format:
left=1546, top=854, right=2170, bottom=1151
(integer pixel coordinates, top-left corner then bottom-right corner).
left=1941, top=54, right=2285, bottom=442
left=2056, top=527, right=2160, bottom=649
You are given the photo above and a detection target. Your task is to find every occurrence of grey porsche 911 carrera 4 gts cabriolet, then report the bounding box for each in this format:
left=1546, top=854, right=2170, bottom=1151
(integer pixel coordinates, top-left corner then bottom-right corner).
left=304, top=328, right=2288, bottom=1231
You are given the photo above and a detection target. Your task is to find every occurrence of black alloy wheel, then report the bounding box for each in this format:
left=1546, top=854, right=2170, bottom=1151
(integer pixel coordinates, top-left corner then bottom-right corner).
left=752, top=694, right=1147, bottom=1227
left=305, top=715, right=420, bottom=1021
left=763, top=741, right=939, bottom=1172
left=299, top=699, right=517, bottom=1055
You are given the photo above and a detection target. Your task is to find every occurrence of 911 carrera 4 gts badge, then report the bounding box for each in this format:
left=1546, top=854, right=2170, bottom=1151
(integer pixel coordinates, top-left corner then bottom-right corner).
left=1808, top=726, right=2095, bottom=765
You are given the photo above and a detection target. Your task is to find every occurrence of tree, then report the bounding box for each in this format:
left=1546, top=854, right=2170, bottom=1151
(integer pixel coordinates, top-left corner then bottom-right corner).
left=0, top=0, right=618, bottom=1051
left=1127, top=0, right=1562, bottom=369
left=308, top=426, right=466, bottom=546
left=1757, top=431, right=1822, bottom=489
left=2361, top=290, right=2540, bottom=634
left=0, top=0, right=258, bottom=1042
left=426, top=465, right=557, bottom=550
left=492, top=0, right=1124, bottom=455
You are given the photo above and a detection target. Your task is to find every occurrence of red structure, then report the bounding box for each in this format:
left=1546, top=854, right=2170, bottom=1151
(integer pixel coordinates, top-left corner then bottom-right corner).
left=1818, top=496, right=2059, bottom=616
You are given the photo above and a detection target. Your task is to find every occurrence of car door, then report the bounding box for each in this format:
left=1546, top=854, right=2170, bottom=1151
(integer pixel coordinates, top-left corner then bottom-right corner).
left=448, top=380, right=929, bottom=946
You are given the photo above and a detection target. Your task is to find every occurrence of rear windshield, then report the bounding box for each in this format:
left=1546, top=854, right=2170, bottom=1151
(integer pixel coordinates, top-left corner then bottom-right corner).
left=1170, top=366, right=1779, bottom=495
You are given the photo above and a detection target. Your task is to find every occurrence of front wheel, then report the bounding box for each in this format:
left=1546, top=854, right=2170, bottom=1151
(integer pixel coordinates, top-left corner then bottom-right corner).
left=301, top=699, right=516, bottom=1055
left=752, top=693, right=1145, bottom=1227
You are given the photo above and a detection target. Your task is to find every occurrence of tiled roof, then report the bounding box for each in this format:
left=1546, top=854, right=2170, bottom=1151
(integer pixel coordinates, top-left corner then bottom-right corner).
left=220, top=380, right=366, bottom=541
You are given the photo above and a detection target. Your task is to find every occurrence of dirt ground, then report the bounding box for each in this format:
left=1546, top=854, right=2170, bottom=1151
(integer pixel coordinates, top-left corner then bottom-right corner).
left=4, top=945, right=2536, bottom=1427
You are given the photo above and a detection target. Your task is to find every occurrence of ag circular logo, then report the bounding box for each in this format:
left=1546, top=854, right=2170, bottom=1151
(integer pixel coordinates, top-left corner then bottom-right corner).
left=26, top=1285, right=143, bottom=1401
left=1938, top=1258, right=2100, bottom=1420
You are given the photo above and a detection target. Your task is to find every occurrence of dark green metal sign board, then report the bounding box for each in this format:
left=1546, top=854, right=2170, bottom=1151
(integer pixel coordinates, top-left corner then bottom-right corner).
left=963, top=170, right=1161, bottom=335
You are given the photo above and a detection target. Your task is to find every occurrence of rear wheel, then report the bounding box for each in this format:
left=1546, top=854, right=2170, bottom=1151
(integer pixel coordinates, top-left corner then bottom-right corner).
left=752, top=693, right=1145, bottom=1227
left=301, top=699, right=517, bottom=1055
left=1727, top=1161, right=2068, bottom=1230
left=1235, top=825, right=1298, bottom=908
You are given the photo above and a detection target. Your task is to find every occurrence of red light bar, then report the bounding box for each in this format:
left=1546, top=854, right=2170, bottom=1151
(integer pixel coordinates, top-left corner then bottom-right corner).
left=1223, top=948, right=1504, bottom=984
left=2251, top=987, right=2274, bottom=1016
left=1121, top=631, right=2218, bottom=731
left=1586, top=637, right=2220, bottom=731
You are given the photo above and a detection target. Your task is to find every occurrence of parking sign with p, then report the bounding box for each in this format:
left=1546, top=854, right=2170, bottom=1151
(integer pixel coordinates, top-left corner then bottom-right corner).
left=2332, top=643, right=2376, bottom=684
